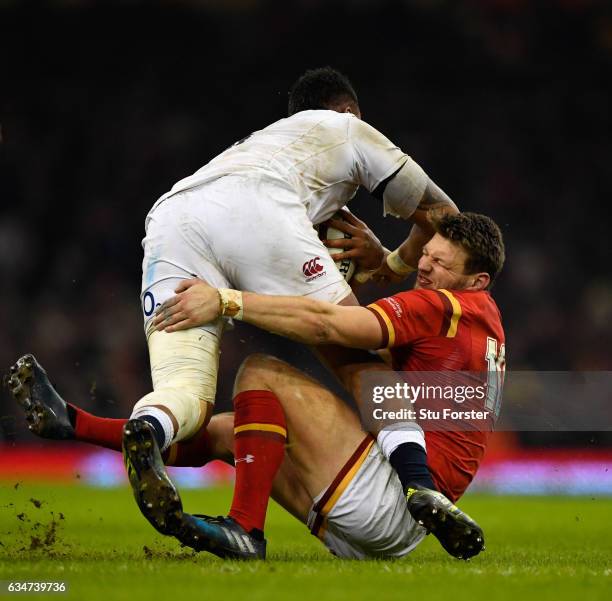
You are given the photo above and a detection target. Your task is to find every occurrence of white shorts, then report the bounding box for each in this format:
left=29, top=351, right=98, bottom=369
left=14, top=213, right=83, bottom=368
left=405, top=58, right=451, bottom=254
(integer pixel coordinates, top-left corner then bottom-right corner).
left=307, top=437, right=427, bottom=559
left=140, top=174, right=352, bottom=334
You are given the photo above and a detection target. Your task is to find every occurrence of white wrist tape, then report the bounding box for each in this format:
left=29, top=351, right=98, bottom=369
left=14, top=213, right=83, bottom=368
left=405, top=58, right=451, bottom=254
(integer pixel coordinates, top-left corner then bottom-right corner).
left=218, top=288, right=243, bottom=320
left=386, top=249, right=416, bottom=277
left=354, top=269, right=376, bottom=284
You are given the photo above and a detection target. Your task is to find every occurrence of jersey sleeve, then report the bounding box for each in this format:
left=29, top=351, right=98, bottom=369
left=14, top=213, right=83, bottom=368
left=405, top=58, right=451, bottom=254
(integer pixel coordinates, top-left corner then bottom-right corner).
left=348, top=117, right=409, bottom=192
left=366, top=289, right=461, bottom=348
left=348, top=118, right=427, bottom=218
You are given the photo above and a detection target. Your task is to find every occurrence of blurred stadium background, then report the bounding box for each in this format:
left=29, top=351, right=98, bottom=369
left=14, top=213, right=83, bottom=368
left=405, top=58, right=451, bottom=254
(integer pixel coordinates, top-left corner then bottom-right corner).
left=1, top=0, right=611, bottom=495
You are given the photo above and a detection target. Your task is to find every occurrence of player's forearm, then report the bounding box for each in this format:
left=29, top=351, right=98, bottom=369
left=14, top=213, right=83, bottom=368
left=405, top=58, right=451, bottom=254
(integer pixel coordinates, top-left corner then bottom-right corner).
left=241, top=292, right=340, bottom=346
left=395, top=222, right=431, bottom=271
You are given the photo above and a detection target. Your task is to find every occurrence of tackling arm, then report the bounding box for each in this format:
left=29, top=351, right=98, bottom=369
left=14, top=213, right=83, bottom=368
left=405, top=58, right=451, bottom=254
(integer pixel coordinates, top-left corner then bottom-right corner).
left=242, top=293, right=383, bottom=349
left=152, top=279, right=384, bottom=350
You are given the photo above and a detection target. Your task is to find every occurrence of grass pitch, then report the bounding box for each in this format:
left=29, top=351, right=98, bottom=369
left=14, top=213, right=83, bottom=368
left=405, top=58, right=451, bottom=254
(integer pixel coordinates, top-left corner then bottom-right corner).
left=0, top=483, right=611, bottom=601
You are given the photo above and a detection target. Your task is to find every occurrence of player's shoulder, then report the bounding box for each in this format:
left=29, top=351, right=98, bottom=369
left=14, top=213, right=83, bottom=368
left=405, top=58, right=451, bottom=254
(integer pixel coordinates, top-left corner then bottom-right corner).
left=262, top=110, right=353, bottom=143
left=373, top=288, right=447, bottom=317
left=278, top=109, right=353, bottom=128
left=448, top=290, right=504, bottom=331
left=396, top=287, right=450, bottom=307
left=378, top=288, right=482, bottom=328
left=368, top=288, right=450, bottom=343
left=267, top=111, right=390, bottom=146
left=451, top=290, right=501, bottom=315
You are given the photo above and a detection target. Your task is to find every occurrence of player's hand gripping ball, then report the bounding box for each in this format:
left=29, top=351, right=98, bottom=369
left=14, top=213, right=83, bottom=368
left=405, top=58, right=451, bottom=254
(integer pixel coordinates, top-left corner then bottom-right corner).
left=317, top=212, right=356, bottom=282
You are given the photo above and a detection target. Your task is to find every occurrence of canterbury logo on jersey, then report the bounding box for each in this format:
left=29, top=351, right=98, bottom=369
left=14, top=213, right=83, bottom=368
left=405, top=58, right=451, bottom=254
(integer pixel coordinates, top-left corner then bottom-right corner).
left=303, top=256, right=326, bottom=281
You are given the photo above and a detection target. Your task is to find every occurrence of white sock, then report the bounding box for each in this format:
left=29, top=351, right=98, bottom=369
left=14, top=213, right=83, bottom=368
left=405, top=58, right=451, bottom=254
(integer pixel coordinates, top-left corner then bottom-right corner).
left=377, top=423, right=426, bottom=460
left=130, top=406, right=175, bottom=452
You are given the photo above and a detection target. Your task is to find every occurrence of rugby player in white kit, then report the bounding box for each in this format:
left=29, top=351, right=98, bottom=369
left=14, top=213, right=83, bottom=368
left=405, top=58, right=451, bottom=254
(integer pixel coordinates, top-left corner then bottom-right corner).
left=134, top=68, right=455, bottom=439
left=100, top=68, right=463, bottom=551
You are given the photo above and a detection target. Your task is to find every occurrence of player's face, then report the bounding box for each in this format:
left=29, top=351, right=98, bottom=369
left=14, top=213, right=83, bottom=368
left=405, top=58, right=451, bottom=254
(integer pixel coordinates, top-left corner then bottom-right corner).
left=416, top=235, right=473, bottom=291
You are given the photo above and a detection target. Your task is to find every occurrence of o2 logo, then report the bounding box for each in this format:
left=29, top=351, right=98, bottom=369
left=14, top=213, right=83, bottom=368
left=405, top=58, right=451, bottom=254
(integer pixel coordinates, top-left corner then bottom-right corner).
left=142, top=291, right=161, bottom=317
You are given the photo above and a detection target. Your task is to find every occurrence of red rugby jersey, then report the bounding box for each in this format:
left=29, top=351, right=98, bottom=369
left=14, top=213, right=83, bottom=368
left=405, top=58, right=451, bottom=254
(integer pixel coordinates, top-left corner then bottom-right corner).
left=367, top=288, right=505, bottom=502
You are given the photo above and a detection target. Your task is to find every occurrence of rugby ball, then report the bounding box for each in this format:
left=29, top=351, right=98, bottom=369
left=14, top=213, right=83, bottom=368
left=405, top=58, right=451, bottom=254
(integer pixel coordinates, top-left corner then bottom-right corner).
left=317, top=213, right=356, bottom=282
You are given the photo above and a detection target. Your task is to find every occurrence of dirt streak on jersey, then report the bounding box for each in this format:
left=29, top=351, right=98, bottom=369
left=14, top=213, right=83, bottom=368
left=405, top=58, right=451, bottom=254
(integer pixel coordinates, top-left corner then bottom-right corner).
left=367, top=289, right=506, bottom=502
left=148, top=110, right=425, bottom=225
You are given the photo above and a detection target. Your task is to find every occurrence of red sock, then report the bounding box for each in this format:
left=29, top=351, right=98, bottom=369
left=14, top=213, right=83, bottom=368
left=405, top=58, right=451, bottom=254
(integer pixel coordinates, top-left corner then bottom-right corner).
left=163, top=427, right=214, bottom=467
left=71, top=404, right=213, bottom=467
left=228, top=390, right=287, bottom=534
left=70, top=404, right=126, bottom=451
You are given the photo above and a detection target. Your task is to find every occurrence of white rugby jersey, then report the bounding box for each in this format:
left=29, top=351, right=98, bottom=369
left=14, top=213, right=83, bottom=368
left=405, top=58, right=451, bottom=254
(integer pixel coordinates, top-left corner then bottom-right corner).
left=151, top=110, right=426, bottom=225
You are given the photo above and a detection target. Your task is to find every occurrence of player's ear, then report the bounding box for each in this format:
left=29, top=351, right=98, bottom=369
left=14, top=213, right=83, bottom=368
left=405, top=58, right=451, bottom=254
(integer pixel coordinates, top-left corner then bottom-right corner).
left=470, top=273, right=490, bottom=291
left=344, top=103, right=362, bottom=119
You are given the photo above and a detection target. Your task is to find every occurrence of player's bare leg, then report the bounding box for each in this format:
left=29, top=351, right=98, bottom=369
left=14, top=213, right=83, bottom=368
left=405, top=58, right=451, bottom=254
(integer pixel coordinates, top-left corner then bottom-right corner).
left=234, top=353, right=367, bottom=498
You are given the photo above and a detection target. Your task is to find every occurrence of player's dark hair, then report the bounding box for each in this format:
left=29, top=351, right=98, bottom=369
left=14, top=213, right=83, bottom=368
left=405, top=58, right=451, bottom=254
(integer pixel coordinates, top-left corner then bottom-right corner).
left=433, top=212, right=505, bottom=289
left=288, top=67, right=359, bottom=116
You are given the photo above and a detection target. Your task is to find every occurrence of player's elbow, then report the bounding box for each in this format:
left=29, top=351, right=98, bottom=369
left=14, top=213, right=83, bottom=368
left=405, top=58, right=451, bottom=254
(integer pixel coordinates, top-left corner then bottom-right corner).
left=440, top=195, right=459, bottom=215
left=312, top=315, right=371, bottom=349
left=292, top=302, right=349, bottom=346
left=420, top=180, right=459, bottom=214
left=306, top=314, right=338, bottom=345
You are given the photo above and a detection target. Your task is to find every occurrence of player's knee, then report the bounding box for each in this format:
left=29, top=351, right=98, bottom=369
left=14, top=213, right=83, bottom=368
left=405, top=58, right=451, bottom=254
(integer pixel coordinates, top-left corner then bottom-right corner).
left=132, top=388, right=210, bottom=443
left=141, top=328, right=219, bottom=442
left=234, top=353, right=289, bottom=395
